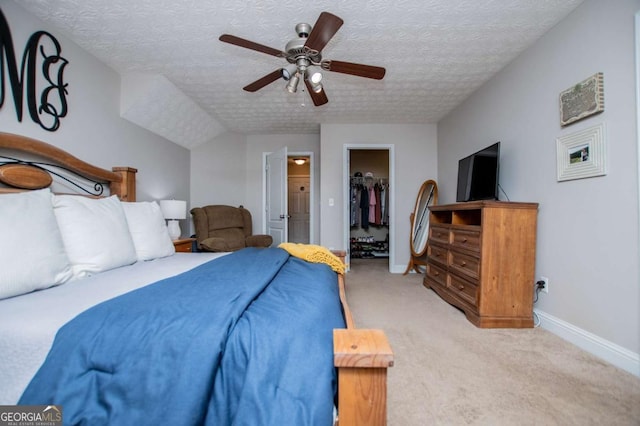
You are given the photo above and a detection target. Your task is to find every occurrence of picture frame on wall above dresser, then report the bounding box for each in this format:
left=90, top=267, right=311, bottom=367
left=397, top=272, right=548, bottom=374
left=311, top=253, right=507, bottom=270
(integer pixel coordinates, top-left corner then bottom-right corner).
left=556, top=122, right=607, bottom=181
left=559, top=72, right=604, bottom=127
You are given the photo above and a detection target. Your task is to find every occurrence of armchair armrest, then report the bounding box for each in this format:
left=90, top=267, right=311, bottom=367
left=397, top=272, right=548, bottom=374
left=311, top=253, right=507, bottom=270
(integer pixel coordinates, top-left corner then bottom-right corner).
left=200, top=237, right=230, bottom=252
left=246, top=234, right=273, bottom=248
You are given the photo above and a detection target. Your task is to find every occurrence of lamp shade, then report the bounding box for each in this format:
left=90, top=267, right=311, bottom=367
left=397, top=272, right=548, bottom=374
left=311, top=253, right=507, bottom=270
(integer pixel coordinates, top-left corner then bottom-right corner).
left=159, top=200, right=186, bottom=220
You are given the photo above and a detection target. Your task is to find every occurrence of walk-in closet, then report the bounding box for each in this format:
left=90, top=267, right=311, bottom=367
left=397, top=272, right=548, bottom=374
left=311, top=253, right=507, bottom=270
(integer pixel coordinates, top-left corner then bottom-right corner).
left=349, top=149, right=390, bottom=263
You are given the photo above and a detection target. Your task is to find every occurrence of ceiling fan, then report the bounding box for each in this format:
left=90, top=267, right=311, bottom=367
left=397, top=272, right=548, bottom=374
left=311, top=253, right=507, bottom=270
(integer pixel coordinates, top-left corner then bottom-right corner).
left=219, top=12, right=386, bottom=106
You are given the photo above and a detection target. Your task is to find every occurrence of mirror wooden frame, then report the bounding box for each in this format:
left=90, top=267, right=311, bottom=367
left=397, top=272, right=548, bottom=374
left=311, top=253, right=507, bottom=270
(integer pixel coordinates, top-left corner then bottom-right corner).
left=403, top=179, right=438, bottom=275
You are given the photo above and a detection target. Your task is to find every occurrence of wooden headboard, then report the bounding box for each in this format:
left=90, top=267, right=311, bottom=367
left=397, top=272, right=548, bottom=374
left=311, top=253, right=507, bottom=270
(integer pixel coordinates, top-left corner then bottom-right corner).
left=0, top=132, right=137, bottom=200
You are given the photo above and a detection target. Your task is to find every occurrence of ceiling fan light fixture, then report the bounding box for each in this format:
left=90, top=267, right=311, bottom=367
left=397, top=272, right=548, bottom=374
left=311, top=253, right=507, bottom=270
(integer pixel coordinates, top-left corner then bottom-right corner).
left=308, top=70, right=323, bottom=93
left=286, top=72, right=300, bottom=93
left=281, top=64, right=297, bottom=81
left=309, top=70, right=322, bottom=84
left=309, top=80, right=323, bottom=93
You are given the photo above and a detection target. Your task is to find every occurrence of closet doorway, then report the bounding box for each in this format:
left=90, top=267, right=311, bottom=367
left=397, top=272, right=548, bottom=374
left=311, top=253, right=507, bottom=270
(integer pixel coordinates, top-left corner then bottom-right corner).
left=343, top=145, right=395, bottom=272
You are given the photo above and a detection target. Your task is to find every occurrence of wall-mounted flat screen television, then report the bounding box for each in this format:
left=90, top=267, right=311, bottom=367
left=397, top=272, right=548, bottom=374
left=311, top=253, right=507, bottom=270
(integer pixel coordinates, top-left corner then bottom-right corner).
left=456, top=141, right=500, bottom=202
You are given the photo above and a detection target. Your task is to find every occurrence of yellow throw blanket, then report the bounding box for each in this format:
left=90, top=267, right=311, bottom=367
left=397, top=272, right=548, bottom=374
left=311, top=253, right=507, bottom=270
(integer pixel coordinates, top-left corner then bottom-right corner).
left=278, top=243, right=345, bottom=274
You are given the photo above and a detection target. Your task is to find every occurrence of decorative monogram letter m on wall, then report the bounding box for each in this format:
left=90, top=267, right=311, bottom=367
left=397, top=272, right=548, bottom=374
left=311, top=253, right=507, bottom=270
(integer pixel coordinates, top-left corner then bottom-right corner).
left=0, top=8, right=69, bottom=131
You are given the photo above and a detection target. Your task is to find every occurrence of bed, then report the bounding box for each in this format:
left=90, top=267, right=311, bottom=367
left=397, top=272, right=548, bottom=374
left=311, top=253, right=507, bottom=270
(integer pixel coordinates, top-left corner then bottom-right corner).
left=0, top=132, right=393, bottom=426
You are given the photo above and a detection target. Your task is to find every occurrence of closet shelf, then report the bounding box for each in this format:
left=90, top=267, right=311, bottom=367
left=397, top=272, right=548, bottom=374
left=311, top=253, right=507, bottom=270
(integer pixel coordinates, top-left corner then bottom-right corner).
left=350, top=239, right=389, bottom=259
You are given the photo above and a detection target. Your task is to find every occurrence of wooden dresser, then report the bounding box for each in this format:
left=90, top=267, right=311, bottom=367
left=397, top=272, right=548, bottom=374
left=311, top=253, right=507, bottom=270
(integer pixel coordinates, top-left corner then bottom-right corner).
left=423, top=201, right=538, bottom=328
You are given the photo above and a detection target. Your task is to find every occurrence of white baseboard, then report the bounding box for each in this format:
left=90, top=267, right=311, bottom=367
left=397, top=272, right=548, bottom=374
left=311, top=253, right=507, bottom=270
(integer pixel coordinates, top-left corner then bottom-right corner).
left=535, top=309, right=640, bottom=378
left=390, top=264, right=408, bottom=274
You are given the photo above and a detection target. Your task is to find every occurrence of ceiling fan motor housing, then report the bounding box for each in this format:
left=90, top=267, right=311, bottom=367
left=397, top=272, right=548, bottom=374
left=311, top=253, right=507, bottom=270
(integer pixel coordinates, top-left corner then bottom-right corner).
left=285, top=23, right=322, bottom=67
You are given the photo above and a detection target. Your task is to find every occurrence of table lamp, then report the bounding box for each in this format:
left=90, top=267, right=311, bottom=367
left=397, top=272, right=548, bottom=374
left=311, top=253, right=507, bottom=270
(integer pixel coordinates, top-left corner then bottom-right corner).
left=159, top=199, right=187, bottom=240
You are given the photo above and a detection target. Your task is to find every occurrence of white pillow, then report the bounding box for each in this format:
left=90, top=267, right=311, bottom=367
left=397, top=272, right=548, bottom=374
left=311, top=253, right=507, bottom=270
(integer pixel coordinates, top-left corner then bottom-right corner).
left=121, top=201, right=175, bottom=261
left=0, top=189, right=73, bottom=299
left=53, top=194, right=137, bottom=278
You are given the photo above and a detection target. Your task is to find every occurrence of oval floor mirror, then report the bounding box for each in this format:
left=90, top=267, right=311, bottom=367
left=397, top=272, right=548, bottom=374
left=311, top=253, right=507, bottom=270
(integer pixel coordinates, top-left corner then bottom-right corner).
left=403, top=179, right=438, bottom=275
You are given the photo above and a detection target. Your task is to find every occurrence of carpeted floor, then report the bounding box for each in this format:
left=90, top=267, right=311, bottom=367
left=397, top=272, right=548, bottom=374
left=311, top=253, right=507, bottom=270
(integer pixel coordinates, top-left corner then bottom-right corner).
left=345, top=258, right=640, bottom=426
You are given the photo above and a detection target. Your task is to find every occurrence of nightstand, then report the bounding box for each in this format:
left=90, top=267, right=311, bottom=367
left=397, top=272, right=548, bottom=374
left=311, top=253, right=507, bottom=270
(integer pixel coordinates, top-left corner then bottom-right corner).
left=173, top=238, right=195, bottom=253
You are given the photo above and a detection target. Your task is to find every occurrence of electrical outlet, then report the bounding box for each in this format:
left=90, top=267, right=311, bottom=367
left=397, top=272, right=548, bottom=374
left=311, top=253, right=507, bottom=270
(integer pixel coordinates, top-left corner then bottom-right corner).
left=539, top=276, right=549, bottom=294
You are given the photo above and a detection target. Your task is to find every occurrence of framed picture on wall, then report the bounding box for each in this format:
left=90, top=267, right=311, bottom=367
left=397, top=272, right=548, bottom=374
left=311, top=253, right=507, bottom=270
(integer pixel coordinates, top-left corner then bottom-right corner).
left=556, top=122, right=607, bottom=181
left=559, top=72, right=604, bottom=127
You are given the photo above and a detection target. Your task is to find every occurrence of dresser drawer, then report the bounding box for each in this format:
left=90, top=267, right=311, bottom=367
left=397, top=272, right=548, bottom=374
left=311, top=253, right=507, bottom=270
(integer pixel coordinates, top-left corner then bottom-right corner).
left=429, top=225, right=450, bottom=245
left=450, top=228, right=481, bottom=252
left=425, top=262, right=447, bottom=288
left=427, top=243, right=448, bottom=267
left=448, top=249, right=480, bottom=280
left=448, top=273, right=478, bottom=307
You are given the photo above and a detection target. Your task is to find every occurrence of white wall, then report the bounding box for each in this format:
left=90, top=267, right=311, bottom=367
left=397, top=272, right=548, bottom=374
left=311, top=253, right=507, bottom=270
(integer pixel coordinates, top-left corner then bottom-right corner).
left=437, top=0, right=639, bottom=374
left=1, top=2, right=190, bottom=206
left=320, top=124, right=438, bottom=272
left=190, top=132, right=321, bottom=239
left=189, top=131, right=247, bottom=230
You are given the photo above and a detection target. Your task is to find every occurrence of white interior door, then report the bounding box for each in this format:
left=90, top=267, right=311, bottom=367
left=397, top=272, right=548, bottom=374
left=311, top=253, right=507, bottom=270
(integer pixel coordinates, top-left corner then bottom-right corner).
left=288, top=177, right=310, bottom=243
left=266, top=146, right=288, bottom=245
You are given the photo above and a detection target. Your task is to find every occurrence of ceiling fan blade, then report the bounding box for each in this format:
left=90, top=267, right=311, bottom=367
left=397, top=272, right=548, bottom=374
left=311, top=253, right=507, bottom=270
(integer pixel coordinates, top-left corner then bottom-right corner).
left=304, top=12, right=344, bottom=53
left=322, top=60, right=386, bottom=80
left=219, top=34, right=284, bottom=57
left=304, top=79, right=328, bottom=106
left=243, top=69, right=283, bottom=92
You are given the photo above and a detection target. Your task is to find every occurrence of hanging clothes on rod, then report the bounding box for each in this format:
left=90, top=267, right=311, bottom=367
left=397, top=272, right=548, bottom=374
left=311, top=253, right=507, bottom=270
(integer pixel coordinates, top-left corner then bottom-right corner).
left=349, top=175, right=389, bottom=229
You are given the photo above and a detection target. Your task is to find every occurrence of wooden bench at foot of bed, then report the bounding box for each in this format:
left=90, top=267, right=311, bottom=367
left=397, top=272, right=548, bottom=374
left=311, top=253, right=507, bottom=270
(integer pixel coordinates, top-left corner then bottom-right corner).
left=334, top=329, right=394, bottom=426
left=332, top=251, right=394, bottom=426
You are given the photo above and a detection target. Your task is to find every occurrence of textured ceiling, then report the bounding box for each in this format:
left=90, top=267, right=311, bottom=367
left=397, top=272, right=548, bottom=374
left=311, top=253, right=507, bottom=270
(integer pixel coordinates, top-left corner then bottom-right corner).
left=14, top=0, right=584, bottom=140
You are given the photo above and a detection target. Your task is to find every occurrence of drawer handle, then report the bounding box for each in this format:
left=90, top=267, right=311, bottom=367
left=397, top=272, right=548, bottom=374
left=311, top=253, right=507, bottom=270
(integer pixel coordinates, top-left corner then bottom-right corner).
left=434, top=271, right=440, bottom=276
left=462, top=238, right=468, bottom=243
left=458, top=285, right=465, bottom=290
left=459, top=261, right=467, bottom=267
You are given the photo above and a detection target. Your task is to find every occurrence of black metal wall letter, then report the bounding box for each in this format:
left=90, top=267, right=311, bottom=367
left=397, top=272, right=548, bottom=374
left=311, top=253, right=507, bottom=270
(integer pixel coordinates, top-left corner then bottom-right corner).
left=0, top=8, right=69, bottom=131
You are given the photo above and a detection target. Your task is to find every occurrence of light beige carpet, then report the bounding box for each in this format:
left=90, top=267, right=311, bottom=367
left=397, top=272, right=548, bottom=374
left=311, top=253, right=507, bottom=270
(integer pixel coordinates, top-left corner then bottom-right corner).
left=345, top=258, right=640, bottom=426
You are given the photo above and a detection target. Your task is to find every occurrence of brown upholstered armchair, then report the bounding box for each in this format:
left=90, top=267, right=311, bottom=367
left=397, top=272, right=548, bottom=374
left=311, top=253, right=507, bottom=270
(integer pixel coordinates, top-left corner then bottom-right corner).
left=190, top=205, right=273, bottom=252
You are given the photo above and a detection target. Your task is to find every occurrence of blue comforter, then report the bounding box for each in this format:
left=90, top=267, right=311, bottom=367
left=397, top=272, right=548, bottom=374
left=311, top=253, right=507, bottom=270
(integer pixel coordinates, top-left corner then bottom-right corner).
left=20, top=248, right=345, bottom=425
